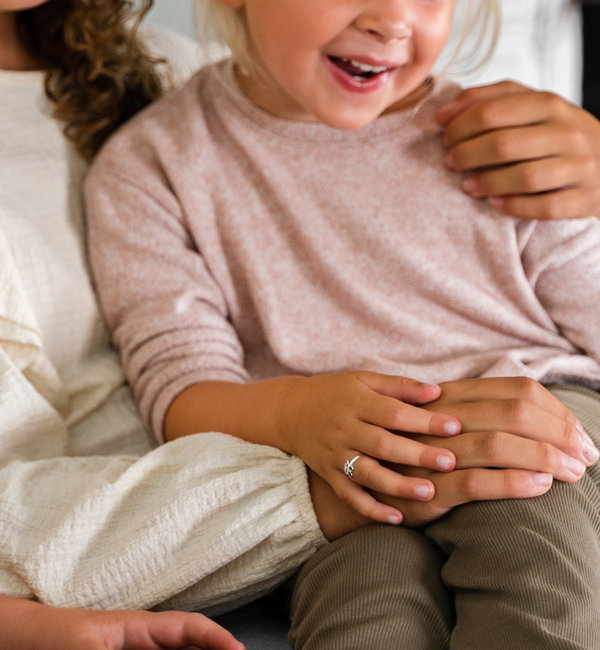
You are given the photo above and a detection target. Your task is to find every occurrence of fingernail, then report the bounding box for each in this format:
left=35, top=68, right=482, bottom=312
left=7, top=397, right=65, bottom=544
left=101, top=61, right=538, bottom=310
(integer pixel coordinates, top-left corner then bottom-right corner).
left=415, top=484, right=434, bottom=500
left=445, top=152, right=456, bottom=168
left=565, top=456, right=586, bottom=477
left=462, top=176, right=478, bottom=194
left=530, top=472, right=552, bottom=487
left=583, top=440, right=600, bottom=464
left=387, top=514, right=402, bottom=525
left=488, top=196, right=504, bottom=210
left=437, top=454, right=454, bottom=471
left=444, top=421, right=461, bottom=436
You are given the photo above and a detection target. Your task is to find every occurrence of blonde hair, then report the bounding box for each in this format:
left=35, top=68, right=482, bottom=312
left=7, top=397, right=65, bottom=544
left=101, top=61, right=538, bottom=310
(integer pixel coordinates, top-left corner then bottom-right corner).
left=197, top=0, right=501, bottom=77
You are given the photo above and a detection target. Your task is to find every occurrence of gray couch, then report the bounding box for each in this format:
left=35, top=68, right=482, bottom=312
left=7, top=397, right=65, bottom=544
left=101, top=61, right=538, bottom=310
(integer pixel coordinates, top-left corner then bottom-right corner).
left=213, top=589, right=292, bottom=649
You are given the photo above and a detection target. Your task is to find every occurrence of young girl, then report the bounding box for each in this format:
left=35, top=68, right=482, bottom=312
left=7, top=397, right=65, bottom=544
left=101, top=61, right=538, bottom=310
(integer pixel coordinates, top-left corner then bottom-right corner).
left=85, top=0, right=600, bottom=646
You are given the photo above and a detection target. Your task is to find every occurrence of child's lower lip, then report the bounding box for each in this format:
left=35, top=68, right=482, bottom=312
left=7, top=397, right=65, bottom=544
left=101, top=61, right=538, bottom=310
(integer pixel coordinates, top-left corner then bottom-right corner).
left=325, top=56, right=393, bottom=93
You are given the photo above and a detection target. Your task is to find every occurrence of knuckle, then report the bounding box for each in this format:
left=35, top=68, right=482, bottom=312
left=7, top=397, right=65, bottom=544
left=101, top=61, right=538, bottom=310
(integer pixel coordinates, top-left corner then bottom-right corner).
left=389, top=405, right=411, bottom=432
left=489, top=131, right=517, bottom=159
left=506, top=397, right=529, bottom=424
left=459, top=470, right=482, bottom=498
left=541, top=91, right=565, bottom=115
left=372, top=434, right=393, bottom=460
left=514, top=376, right=540, bottom=400
left=472, top=103, right=502, bottom=131
left=500, top=80, right=523, bottom=93
left=519, top=164, right=545, bottom=192
left=568, top=126, right=588, bottom=152
left=481, top=431, right=505, bottom=458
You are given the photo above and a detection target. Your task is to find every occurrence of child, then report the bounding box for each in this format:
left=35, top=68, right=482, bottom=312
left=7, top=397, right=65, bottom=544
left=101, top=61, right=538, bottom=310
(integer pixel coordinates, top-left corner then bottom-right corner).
left=86, top=0, right=600, bottom=647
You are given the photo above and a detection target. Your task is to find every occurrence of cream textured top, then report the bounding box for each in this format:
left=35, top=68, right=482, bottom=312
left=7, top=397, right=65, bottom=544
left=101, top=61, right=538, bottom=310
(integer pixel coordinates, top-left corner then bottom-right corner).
left=86, top=61, right=600, bottom=445
left=0, top=30, right=323, bottom=615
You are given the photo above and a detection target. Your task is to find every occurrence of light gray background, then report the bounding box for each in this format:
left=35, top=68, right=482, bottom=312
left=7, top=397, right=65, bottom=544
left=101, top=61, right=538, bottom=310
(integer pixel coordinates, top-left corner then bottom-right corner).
left=147, top=0, right=196, bottom=38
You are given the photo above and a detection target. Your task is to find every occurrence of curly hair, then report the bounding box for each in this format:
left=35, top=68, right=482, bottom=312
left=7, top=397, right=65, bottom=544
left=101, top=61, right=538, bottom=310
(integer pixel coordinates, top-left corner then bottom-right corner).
left=17, top=0, right=166, bottom=160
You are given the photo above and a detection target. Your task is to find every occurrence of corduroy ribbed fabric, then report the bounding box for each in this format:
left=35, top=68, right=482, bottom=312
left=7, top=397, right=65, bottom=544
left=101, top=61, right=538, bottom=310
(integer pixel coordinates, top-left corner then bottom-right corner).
left=289, top=526, right=454, bottom=649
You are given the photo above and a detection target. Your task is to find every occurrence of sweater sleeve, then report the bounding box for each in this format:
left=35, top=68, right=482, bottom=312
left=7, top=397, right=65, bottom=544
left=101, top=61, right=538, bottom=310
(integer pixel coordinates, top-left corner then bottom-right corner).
left=520, top=217, right=600, bottom=368
left=86, top=157, right=249, bottom=441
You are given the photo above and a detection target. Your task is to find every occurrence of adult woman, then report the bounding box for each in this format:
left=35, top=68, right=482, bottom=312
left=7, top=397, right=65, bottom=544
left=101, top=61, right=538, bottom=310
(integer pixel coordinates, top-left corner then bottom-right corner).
left=2, top=1, right=600, bottom=649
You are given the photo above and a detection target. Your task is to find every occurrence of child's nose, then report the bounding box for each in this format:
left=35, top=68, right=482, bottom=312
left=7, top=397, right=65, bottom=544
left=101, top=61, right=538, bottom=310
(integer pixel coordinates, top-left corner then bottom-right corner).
left=354, top=2, right=413, bottom=42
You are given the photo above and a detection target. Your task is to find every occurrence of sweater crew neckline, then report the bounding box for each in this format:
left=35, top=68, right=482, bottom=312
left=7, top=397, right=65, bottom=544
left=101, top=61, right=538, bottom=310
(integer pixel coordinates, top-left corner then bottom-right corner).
left=209, top=59, right=450, bottom=145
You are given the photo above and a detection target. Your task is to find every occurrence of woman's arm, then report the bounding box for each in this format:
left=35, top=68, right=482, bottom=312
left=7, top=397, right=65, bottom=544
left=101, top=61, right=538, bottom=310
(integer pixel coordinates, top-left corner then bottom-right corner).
left=0, top=437, right=324, bottom=614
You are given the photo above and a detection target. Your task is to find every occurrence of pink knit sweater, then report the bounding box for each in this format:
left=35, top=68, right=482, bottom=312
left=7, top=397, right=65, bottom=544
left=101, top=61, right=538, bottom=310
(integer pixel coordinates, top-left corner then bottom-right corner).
left=86, top=60, right=600, bottom=441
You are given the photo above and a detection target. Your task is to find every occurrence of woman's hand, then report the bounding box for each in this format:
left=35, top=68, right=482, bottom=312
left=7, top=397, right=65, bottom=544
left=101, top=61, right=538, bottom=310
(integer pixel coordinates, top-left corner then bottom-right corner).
left=437, top=80, right=600, bottom=220
left=0, top=596, right=244, bottom=650
left=423, top=377, right=598, bottom=469
left=277, top=372, right=462, bottom=525
left=378, top=377, right=600, bottom=528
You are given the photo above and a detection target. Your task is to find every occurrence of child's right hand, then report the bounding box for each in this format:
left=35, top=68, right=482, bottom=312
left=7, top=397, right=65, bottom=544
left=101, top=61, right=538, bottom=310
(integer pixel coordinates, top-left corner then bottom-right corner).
left=16, top=599, right=244, bottom=650
left=276, top=371, right=463, bottom=525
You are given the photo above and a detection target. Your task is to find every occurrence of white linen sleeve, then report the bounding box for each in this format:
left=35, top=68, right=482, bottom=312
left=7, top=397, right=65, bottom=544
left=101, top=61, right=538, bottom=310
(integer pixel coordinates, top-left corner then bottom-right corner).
left=0, top=433, right=324, bottom=614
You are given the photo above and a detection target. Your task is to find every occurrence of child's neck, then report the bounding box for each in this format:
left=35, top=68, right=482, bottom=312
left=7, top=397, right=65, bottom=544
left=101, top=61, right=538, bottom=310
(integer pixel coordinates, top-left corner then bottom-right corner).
left=0, top=13, right=42, bottom=71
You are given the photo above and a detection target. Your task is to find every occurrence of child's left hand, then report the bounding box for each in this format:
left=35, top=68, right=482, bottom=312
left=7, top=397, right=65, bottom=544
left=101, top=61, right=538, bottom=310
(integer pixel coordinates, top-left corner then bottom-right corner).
left=437, top=80, right=600, bottom=220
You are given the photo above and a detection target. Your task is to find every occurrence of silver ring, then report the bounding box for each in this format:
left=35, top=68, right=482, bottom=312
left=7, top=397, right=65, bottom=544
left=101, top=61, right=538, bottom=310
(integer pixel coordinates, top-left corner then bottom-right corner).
left=344, top=455, right=360, bottom=481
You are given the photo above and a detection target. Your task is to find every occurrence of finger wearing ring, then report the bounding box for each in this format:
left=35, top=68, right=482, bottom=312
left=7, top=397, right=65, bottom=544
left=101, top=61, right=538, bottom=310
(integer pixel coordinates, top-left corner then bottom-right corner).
left=344, top=455, right=360, bottom=481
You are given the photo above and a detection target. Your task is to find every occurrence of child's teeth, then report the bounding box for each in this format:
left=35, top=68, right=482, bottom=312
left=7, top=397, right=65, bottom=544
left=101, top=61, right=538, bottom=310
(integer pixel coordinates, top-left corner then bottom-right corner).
left=341, top=58, right=388, bottom=73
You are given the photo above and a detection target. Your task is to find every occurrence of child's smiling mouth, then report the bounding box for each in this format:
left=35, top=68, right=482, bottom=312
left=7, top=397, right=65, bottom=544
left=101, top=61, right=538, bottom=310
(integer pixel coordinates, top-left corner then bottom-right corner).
left=326, top=55, right=395, bottom=92
left=328, top=56, right=393, bottom=81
